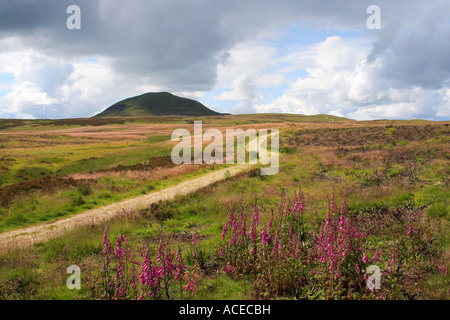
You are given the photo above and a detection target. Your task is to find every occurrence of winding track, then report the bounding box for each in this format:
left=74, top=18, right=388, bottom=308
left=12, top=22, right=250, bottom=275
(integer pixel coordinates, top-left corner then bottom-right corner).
left=0, top=164, right=252, bottom=251
left=0, top=130, right=278, bottom=251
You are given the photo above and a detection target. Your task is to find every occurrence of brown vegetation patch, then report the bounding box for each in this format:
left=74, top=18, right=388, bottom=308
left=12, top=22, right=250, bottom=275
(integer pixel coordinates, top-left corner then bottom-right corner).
left=0, top=156, right=183, bottom=206
left=289, top=124, right=448, bottom=147
left=141, top=232, right=210, bottom=245
left=98, top=156, right=176, bottom=173
left=0, top=124, right=191, bottom=140
left=70, top=163, right=204, bottom=182
left=0, top=176, right=82, bottom=207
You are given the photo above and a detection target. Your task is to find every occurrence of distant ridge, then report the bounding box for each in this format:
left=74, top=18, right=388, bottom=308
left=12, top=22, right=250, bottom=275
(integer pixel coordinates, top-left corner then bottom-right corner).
left=94, top=92, right=223, bottom=117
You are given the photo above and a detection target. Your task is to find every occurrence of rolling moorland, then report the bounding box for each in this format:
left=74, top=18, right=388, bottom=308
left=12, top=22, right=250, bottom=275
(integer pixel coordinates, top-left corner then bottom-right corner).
left=0, top=114, right=448, bottom=300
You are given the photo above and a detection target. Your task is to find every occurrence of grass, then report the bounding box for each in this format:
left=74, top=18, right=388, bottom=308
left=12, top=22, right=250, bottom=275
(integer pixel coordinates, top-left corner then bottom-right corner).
left=145, top=135, right=171, bottom=143
left=54, top=144, right=173, bottom=176
left=0, top=162, right=231, bottom=232
left=0, top=116, right=448, bottom=300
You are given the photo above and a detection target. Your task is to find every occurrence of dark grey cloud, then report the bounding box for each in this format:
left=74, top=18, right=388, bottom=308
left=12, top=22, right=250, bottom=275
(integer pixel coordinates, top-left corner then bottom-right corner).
left=0, top=0, right=398, bottom=91
left=368, top=4, right=450, bottom=90
left=1, top=0, right=449, bottom=119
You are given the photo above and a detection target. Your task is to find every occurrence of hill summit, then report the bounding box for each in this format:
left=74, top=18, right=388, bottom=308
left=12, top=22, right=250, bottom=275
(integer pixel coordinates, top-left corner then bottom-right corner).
left=94, top=92, right=222, bottom=117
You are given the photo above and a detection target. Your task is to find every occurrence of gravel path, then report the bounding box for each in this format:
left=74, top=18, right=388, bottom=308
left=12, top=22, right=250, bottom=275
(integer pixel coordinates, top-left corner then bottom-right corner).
left=0, top=164, right=252, bottom=251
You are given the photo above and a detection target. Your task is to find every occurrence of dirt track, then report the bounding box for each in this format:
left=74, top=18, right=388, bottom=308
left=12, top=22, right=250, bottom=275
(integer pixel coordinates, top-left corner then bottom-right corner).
left=0, top=164, right=252, bottom=251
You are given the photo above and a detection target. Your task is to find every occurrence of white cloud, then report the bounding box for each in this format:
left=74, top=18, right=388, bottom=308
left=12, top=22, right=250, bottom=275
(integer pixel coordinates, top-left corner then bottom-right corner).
left=212, top=41, right=289, bottom=113
left=1, top=81, right=58, bottom=119
left=215, top=42, right=282, bottom=87
left=214, top=74, right=263, bottom=102
left=0, top=51, right=156, bottom=118
left=214, top=74, right=263, bottom=114
left=253, top=36, right=450, bottom=120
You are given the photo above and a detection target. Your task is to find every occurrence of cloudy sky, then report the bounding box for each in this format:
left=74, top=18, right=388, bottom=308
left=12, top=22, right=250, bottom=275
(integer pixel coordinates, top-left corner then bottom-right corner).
left=0, top=0, right=449, bottom=120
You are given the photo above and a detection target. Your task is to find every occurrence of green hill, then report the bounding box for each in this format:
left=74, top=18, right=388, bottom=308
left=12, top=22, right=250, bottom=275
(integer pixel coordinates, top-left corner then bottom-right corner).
left=94, top=92, right=222, bottom=117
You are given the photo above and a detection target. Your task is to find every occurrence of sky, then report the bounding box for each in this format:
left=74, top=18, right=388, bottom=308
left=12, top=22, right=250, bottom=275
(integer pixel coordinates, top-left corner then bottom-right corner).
left=0, top=0, right=449, bottom=120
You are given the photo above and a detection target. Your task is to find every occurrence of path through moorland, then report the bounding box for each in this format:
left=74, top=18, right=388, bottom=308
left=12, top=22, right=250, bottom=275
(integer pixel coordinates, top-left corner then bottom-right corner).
left=0, top=130, right=279, bottom=251
left=0, top=164, right=253, bottom=251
